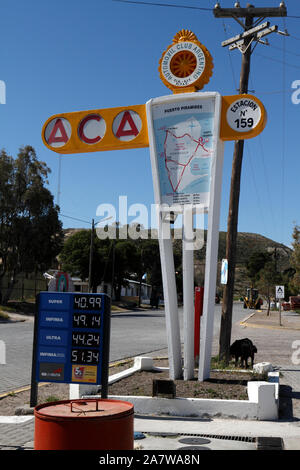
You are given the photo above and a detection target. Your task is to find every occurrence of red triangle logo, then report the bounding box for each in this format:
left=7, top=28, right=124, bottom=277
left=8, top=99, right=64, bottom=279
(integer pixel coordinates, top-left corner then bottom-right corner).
left=48, top=119, right=69, bottom=144
left=115, top=111, right=139, bottom=138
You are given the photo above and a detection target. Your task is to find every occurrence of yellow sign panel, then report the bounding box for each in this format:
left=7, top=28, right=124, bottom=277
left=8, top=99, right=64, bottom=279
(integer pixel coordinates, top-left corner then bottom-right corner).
left=158, top=30, right=214, bottom=94
left=71, top=364, right=98, bottom=383
left=220, top=94, right=267, bottom=141
left=42, top=95, right=266, bottom=154
left=42, top=104, right=148, bottom=154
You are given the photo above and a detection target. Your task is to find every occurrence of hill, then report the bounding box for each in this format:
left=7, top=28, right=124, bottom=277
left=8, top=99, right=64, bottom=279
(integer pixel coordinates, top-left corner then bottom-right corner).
left=63, top=228, right=292, bottom=297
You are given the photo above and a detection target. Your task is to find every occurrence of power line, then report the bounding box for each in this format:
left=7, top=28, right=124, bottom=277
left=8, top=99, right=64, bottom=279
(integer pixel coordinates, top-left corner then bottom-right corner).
left=112, top=0, right=211, bottom=11
left=222, top=20, right=238, bottom=91
left=60, top=214, right=92, bottom=225
left=248, top=76, right=277, bottom=230
left=255, top=51, right=300, bottom=69
left=245, top=144, right=268, bottom=236
left=268, top=42, right=300, bottom=58
left=113, top=1, right=300, bottom=17
left=288, top=34, right=300, bottom=41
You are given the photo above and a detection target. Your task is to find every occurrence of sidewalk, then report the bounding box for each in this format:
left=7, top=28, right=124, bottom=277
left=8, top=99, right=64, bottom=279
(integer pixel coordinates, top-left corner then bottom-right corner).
left=241, top=308, right=300, bottom=331
left=1, top=413, right=300, bottom=451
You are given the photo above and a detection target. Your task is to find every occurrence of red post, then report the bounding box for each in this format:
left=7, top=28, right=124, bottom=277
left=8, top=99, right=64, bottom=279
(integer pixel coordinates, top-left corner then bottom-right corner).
left=194, top=287, right=204, bottom=360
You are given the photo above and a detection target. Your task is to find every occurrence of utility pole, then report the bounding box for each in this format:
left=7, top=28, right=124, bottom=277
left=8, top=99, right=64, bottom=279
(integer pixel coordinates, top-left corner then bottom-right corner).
left=214, top=2, right=287, bottom=362
left=88, top=218, right=95, bottom=292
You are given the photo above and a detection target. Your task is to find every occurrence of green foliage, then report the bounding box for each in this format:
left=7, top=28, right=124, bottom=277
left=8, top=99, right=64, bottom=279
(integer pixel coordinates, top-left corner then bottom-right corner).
left=0, top=146, right=63, bottom=303
left=245, top=251, right=272, bottom=286
left=59, top=228, right=185, bottom=300
left=290, top=225, right=300, bottom=294
left=257, top=261, right=282, bottom=307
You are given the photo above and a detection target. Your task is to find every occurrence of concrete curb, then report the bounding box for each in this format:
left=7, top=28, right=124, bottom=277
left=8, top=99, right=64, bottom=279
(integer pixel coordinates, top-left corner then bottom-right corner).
left=240, top=321, right=300, bottom=331
left=240, top=310, right=300, bottom=331
left=83, top=357, right=280, bottom=421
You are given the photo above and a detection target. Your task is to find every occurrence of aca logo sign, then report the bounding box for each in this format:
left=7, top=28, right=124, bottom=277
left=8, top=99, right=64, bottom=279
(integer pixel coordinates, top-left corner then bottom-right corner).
left=42, top=104, right=148, bottom=154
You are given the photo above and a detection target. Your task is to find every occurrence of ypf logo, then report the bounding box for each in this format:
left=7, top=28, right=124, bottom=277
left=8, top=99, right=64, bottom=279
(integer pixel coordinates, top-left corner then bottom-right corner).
left=74, top=366, right=84, bottom=378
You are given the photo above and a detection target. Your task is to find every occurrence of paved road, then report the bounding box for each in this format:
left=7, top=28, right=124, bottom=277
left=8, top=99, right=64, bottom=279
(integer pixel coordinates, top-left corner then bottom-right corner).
left=0, top=304, right=248, bottom=395
left=1, top=303, right=299, bottom=395
left=0, top=322, right=34, bottom=394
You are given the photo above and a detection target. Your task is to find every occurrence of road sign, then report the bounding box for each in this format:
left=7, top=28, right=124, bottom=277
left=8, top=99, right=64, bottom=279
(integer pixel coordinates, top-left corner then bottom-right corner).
left=276, top=285, right=285, bottom=299
left=42, top=104, right=148, bottom=154
left=33, top=292, right=110, bottom=388
left=221, top=259, right=228, bottom=285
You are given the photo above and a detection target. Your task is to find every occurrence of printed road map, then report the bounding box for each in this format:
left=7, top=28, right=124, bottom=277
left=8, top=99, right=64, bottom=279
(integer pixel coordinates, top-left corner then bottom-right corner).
left=152, top=102, right=215, bottom=208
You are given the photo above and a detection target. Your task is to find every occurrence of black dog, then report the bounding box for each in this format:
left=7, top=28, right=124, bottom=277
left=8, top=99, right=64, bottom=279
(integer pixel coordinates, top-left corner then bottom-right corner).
left=230, top=338, right=257, bottom=369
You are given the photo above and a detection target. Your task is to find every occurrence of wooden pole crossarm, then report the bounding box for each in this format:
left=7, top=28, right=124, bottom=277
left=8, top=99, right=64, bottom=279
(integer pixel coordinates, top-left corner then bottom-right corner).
left=213, top=5, right=287, bottom=19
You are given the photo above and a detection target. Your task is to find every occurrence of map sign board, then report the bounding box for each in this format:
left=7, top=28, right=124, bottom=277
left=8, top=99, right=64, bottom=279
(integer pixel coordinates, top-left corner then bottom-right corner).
left=146, top=92, right=221, bottom=211
left=33, top=292, right=110, bottom=387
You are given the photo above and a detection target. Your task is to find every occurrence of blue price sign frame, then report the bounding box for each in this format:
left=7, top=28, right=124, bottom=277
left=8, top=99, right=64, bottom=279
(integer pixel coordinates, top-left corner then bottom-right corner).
left=30, top=292, right=111, bottom=406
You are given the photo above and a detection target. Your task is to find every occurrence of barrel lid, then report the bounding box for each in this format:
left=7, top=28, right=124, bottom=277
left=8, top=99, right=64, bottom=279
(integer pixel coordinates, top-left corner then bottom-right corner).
left=35, top=399, right=134, bottom=421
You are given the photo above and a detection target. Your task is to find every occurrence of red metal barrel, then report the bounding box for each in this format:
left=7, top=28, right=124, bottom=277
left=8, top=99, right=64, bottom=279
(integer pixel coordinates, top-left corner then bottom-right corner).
left=34, top=398, right=134, bottom=450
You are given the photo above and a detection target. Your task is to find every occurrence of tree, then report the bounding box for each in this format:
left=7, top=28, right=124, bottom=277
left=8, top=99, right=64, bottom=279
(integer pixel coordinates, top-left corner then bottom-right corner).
left=257, top=261, right=282, bottom=315
left=60, top=229, right=141, bottom=300
left=290, top=225, right=300, bottom=294
left=245, top=251, right=272, bottom=288
left=0, top=146, right=63, bottom=303
left=59, top=230, right=110, bottom=292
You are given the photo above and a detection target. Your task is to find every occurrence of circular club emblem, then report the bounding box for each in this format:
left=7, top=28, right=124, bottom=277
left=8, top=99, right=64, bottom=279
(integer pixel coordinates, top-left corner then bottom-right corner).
left=161, top=42, right=205, bottom=88
left=159, top=30, right=213, bottom=93
left=226, top=98, right=262, bottom=133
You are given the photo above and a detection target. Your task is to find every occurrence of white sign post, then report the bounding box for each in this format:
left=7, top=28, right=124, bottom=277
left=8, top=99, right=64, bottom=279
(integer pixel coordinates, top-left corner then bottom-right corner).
left=276, top=285, right=285, bottom=327
left=147, top=92, right=224, bottom=381
left=198, top=123, right=224, bottom=381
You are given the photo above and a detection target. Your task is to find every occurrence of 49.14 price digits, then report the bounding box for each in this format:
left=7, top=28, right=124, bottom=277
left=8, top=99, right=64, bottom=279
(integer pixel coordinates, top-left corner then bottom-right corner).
left=71, top=348, right=100, bottom=364
left=73, top=313, right=101, bottom=328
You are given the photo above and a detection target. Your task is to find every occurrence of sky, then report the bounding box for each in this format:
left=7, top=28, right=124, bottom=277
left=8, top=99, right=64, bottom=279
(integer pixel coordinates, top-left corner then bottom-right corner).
left=1, top=0, right=300, bottom=248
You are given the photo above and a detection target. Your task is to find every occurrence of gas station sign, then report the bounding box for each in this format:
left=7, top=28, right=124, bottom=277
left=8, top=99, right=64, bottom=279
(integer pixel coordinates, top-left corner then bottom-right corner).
left=33, top=292, right=110, bottom=386
left=39, top=28, right=269, bottom=385
left=42, top=94, right=266, bottom=155
left=42, top=104, right=148, bottom=154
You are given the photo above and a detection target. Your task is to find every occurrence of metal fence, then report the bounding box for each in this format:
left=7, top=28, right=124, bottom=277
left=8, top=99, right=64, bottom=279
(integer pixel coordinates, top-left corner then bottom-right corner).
left=0, top=275, right=48, bottom=302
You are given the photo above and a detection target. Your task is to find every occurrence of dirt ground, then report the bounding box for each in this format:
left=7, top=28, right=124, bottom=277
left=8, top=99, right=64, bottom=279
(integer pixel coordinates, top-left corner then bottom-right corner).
left=0, top=358, right=263, bottom=416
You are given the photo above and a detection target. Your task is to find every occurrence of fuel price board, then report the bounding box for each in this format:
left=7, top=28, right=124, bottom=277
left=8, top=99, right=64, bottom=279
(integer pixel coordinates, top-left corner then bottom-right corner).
left=32, top=292, right=110, bottom=393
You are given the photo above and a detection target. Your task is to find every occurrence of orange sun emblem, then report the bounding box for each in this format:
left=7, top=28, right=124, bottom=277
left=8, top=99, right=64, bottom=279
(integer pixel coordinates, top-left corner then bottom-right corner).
left=159, top=29, right=213, bottom=94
